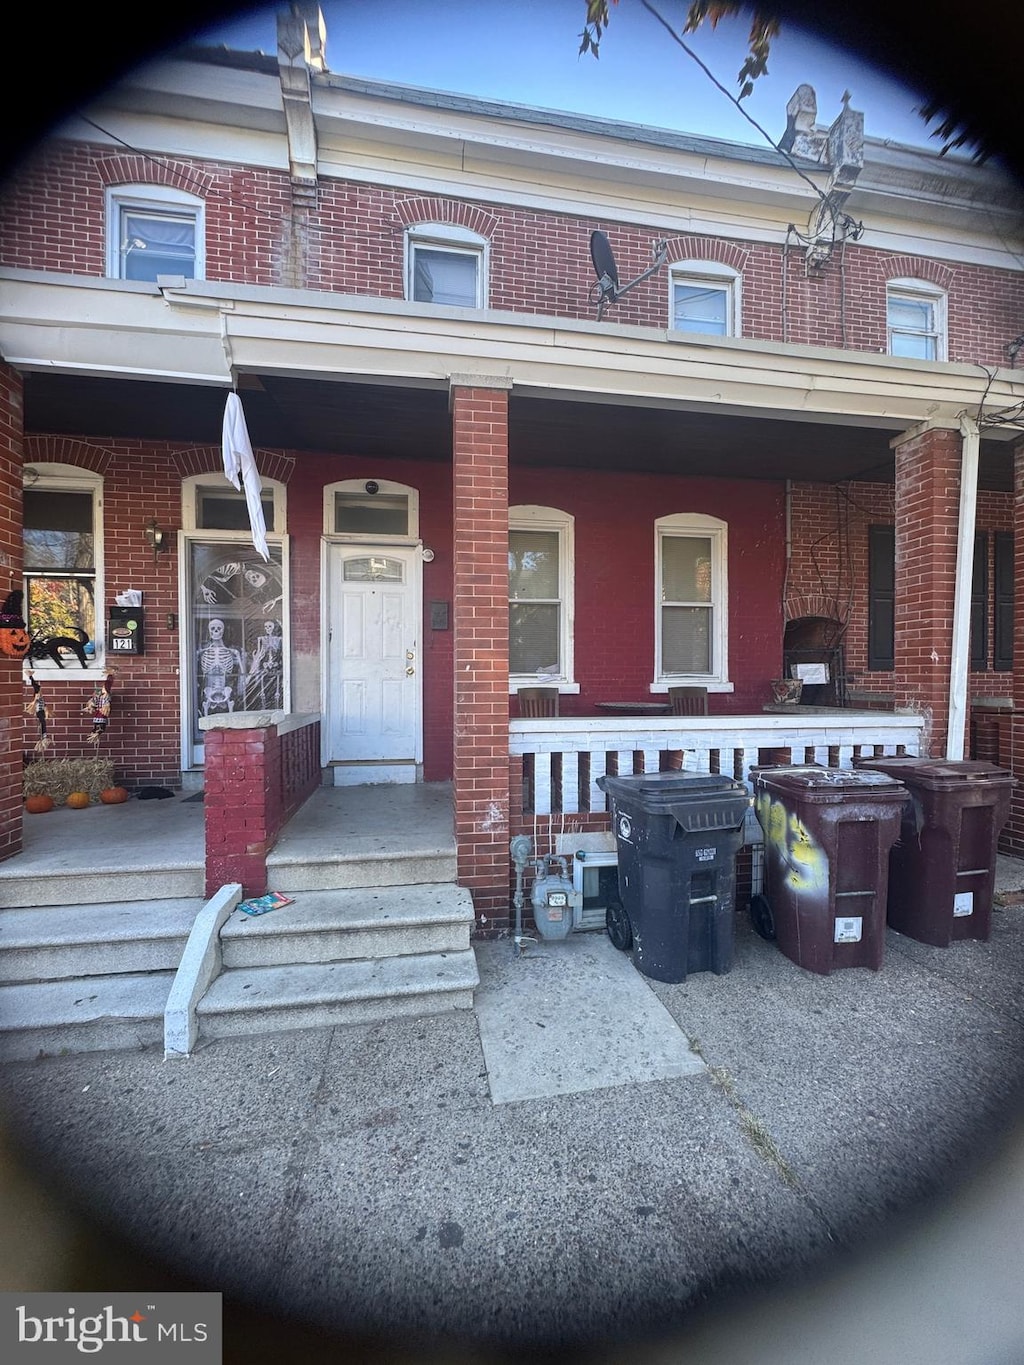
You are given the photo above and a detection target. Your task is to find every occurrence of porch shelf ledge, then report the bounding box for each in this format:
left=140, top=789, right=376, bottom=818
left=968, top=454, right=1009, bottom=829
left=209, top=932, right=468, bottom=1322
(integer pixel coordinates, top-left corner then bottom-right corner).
left=199, top=711, right=320, bottom=736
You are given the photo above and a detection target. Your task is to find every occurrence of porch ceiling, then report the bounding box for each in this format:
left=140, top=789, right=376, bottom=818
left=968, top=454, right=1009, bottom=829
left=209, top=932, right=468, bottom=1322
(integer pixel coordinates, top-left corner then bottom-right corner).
left=22, top=370, right=1013, bottom=489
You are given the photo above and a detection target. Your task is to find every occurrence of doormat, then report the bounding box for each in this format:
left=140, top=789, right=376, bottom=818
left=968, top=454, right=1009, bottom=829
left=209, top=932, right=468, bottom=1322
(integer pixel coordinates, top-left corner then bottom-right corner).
left=181, top=792, right=204, bottom=803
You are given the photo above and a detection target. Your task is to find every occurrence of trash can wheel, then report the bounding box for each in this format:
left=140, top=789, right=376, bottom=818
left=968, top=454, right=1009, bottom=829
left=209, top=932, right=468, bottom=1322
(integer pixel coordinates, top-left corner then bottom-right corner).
left=749, top=893, right=776, bottom=942
left=606, top=899, right=632, bottom=951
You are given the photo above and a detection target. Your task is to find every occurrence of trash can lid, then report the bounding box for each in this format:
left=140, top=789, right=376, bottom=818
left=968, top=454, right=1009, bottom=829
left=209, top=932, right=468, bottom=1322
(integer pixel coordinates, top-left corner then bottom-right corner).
left=597, top=771, right=746, bottom=800
left=753, top=764, right=906, bottom=799
left=857, top=757, right=1015, bottom=789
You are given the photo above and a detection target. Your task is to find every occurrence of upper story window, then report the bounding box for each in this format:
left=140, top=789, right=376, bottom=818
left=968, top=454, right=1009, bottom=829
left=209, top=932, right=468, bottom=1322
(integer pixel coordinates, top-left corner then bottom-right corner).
left=324, top=479, right=419, bottom=540
left=669, top=261, right=740, bottom=337
left=23, top=464, right=103, bottom=668
left=886, top=280, right=946, bottom=361
left=105, top=185, right=205, bottom=282
left=406, top=224, right=487, bottom=308
left=655, top=513, right=728, bottom=687
left=509, top=506, right=575, bottom=688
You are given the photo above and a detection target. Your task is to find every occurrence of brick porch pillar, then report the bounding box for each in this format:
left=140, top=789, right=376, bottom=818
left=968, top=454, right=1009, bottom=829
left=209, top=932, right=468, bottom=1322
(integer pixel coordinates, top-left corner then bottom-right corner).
left=450, top=376, right=512, bottom=934
left=1003, top=439, right=1024, bottom=853
left=892, top=423, right=963, bottom=758
left=0, top=363, right=24, bottom=862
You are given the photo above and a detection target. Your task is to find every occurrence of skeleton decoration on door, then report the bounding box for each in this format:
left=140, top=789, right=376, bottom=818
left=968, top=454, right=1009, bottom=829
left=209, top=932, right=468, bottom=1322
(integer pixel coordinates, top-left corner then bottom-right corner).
left=192, top=548, right=284, bottom=728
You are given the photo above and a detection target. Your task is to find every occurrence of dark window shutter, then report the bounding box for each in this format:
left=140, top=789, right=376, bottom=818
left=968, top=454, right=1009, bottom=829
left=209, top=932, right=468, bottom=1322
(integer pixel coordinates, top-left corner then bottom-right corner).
left=868, top=525, right=895, bottom=672
left=994, top=531, right=1014, bottom=671
left=970, top=531, right=988, bottom=671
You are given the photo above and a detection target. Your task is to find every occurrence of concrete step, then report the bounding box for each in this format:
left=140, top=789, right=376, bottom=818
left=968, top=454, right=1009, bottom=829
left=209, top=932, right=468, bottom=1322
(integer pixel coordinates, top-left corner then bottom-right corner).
left=220, top=884, right=475, bottom=969
left=265, top=847, right=457, bottom=893
left=0, top=899, right=202, bottom=983
left=196, top=949, right=479, bottom=1041
left=0, top=971, right=173, bottom=1062
left=0, top=864, right=204, bottom=911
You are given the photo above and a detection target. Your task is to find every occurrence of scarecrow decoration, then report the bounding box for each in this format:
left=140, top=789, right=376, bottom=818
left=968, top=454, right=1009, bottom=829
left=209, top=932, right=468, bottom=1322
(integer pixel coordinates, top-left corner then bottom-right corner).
left=0, top=589, right=31, bottom=660
left=83, top=673, right=114, bottom=747
left=25, top=671, right=50, bottom=752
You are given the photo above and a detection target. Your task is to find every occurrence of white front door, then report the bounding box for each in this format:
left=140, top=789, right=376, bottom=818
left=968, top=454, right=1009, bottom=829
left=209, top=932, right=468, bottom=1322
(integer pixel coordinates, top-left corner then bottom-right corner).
left=326, top=544, right=421, bottom=783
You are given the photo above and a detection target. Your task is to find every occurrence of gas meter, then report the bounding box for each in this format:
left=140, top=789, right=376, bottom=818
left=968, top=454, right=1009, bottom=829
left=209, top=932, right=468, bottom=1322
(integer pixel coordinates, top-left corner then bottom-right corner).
left=530, top=855, right=582, bottom=940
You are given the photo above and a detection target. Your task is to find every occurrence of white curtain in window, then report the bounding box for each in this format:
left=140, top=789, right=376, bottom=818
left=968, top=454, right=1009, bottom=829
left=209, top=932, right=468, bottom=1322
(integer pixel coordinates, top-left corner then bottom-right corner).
left=413, top=248, right=478, bottom=306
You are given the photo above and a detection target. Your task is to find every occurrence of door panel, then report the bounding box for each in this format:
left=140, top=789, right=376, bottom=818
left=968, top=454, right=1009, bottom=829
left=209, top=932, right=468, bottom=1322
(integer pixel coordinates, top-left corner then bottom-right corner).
left=328, top=546, right=420, bottom=767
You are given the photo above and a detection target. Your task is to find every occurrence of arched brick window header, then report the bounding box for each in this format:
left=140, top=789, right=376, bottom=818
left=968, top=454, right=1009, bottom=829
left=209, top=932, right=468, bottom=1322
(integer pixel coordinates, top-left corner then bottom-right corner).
left=784, top=593, right=846, bottom=624
left=394, top=196, right=498, bottom=239
left=883, top=254, right=955, bottom=291
left=169, top=445, right=296, bottom=485
left=23, top=436, right=112, bottom=475
left=666, top=236, right=749, bottom=272
left=96, top=155, right=213, bottom=199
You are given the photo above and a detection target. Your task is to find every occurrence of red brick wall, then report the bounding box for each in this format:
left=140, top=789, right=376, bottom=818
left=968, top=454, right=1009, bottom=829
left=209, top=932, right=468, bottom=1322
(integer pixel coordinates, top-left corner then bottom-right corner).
left=451, top=383, right=511, bottom=930
left=0, top=363, right=24, bottom=862
left=4, top=141, right=1022, bottom=368
left=509, top=466, right=786, bottom=712
left=788, top=479, right=1014, bottom=703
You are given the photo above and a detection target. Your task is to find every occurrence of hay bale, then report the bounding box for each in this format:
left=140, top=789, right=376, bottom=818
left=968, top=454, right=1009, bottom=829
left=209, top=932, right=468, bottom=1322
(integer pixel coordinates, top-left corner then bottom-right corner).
left=24, top=758, right=115, bottom=805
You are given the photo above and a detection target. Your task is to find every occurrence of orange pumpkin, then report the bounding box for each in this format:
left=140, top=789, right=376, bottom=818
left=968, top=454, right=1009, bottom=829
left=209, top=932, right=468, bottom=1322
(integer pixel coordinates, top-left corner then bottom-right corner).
left=65, top=791, right=91, bottom=809
left=100, top=786, right=129, bottom=805
left=25, top=794, right=54, bottom=814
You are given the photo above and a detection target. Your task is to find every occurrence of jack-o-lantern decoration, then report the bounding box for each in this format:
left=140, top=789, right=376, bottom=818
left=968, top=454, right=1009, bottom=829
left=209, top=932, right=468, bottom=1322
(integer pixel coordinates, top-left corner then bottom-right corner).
left=0, top=589, right=30, bottom=660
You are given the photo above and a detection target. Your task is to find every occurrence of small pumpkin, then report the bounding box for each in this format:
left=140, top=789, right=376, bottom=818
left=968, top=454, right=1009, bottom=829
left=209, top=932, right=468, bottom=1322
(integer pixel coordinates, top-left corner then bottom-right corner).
left=25, top=793, right=54, bottom=814
left=100, top=786, right=129, bottom=805
left=65, top=791, right=91, bottom=809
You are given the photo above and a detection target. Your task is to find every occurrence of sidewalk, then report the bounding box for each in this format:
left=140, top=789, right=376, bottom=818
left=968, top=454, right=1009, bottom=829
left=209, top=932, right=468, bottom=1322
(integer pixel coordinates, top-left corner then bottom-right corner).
left=2, top=864, right=1024, bottom=1363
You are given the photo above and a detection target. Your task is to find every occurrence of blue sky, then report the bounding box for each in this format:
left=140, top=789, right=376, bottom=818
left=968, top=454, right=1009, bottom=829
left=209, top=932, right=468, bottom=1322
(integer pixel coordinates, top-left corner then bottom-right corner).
left=193, top=0, right=940, bottom=152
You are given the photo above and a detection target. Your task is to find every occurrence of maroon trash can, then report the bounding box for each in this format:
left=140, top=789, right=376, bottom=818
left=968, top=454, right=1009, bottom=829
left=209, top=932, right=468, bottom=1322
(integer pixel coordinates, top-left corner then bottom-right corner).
left=753, top=765, right=907, bottom=975
left=855, top=757, right=1015, bottom=946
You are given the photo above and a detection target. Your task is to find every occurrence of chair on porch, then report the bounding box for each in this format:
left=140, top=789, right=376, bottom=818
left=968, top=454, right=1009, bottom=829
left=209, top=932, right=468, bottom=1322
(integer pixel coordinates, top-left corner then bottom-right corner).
left=668, top=686, right=709, bottom=715
left=518, top=687, right=559, bottom=717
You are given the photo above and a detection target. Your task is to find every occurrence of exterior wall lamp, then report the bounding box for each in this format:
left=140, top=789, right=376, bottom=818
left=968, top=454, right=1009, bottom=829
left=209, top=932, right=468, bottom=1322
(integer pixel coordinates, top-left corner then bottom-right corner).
left=144, top=518, right=168, bottom=558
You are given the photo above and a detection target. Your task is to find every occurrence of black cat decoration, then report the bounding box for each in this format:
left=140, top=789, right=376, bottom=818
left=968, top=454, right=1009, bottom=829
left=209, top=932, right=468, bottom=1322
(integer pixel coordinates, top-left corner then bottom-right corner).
left=28, top=628, right=91, bottom=669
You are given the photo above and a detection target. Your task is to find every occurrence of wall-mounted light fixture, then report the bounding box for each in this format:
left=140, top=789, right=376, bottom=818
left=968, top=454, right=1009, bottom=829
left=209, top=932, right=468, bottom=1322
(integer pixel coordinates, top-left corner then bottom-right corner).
left=144, top=518, right=168, bottom=559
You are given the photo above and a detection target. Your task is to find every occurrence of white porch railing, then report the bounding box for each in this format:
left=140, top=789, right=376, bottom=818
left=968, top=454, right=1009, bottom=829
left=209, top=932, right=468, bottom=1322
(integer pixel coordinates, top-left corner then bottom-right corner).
left=509, top=711, right=925, bottom=816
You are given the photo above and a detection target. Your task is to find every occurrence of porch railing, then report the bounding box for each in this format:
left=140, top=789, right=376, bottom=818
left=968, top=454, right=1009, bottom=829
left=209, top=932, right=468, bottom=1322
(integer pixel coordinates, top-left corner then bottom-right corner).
left=509, top=711, right=925, bottom=816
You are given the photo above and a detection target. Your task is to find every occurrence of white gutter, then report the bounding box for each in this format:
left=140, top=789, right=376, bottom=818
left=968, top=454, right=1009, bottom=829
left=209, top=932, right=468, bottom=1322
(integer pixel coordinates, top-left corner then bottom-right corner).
left=947, top=413, right=980, bottom=759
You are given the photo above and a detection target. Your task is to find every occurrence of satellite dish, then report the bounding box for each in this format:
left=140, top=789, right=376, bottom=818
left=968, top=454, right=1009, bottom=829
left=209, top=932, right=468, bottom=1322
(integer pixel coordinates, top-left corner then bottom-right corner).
left=589, top=229, right=668, bottom=321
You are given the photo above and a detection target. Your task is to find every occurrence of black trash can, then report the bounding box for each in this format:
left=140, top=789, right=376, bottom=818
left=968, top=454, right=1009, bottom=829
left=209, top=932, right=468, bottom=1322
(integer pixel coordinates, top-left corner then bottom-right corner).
left=855, top=757, right=1015, bottom=946
left=596, top=771, right=749, bottom=983
left=753, top=765, right=907, bottom=975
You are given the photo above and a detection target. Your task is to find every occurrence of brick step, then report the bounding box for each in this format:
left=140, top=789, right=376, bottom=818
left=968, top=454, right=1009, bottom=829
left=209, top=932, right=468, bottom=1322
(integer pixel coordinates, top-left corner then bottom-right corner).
left=219, top=883, right=475, bottom=968
left=265, top=847, right=457, bottom=893
left=0, top=972, right=173, bottom=1062
left=196, top=950, right=479, bottom=1041
left=0, top=899, right=202, bottom=983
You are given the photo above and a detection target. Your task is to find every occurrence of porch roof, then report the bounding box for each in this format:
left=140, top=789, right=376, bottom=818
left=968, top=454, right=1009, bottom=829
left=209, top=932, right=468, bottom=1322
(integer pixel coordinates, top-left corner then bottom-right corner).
left=19, top=369, right=1015, bottom=490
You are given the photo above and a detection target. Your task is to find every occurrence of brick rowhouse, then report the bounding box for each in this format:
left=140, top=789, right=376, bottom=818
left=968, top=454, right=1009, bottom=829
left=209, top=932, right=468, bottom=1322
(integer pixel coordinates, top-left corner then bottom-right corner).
left=892, top=424, right=965, bottom=758
left=451, top=379, right=512, bottom=932
left=0, top=362, right=23, bottom=861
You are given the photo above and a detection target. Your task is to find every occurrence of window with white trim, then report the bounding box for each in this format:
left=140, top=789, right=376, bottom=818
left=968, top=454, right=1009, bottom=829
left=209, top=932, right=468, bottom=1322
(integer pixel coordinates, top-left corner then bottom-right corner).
left=323, top=479, right=419, bottom=540
left=886, top=280, right=946, bottom=361
left=669, top=261, right=740, bottom=337
left=182, top=474, right=285, bottom=534
left=406, top=223, right=487, bottom=308
left=106, top=185, right=205, bottom=282
left=509, top=506, right=574, bottom=687
left=655, top=514, right=728, bottom=686
left=23, top=464, right=104, bottom=667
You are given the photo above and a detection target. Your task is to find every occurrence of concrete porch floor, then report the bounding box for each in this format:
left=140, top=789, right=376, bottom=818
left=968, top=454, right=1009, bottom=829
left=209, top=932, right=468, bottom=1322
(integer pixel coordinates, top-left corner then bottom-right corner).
left=0, top=782, right=455, bottom=891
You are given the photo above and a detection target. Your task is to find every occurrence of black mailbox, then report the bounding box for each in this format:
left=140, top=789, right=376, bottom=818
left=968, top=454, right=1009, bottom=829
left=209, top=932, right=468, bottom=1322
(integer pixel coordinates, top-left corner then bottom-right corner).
left=109, top=605, right=144, bottom=655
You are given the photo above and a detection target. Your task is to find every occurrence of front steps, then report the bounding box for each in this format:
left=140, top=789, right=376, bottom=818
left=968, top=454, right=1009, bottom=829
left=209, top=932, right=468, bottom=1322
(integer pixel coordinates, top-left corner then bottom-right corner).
left=1, top=856, right=477, bottom=1062
left=0, top=897, right=201, bottom=1062
left=197, top=883, right=478, bottom=1043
